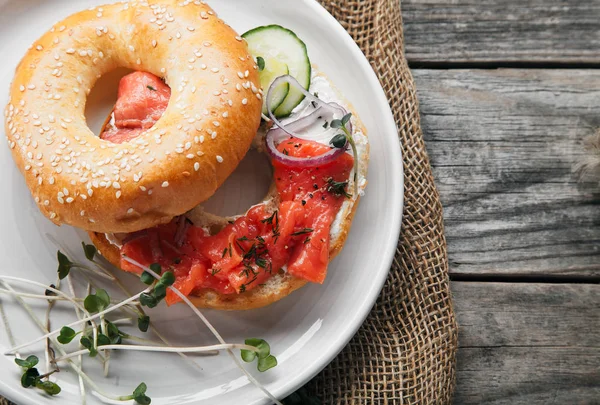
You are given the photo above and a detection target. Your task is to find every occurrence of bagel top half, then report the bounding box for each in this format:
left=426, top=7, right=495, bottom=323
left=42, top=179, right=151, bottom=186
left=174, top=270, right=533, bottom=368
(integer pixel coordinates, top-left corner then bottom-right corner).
left=4, top=0, right=262, bottom=233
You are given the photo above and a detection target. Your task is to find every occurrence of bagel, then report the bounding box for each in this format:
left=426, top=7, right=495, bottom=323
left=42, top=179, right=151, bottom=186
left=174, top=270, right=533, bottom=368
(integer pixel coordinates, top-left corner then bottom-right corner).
left=90, top=70, right=370, bottom=310
left=4, top=0, right=262, bottom=233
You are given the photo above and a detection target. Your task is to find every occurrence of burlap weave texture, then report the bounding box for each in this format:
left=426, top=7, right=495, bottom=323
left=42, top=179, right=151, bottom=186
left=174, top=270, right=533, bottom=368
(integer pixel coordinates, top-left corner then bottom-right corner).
left=0, top=1, right=457, bottom=404
left=305, top=0, right=459, bottom=403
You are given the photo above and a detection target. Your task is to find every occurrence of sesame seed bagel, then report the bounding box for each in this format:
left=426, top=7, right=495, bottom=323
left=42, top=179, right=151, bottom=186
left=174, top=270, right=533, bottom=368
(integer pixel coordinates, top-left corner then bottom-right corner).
left=4, top=0, right=262, bottom=233
left=89, top=69, right=370, bottom=310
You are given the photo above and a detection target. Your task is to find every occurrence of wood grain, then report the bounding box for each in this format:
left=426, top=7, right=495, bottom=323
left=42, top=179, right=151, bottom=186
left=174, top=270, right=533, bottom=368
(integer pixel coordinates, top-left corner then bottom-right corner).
left=402, top=0, right=600, bottom=64
left=453, top=282, right=600, bottom=404
left=413, top=69, right=600, bottom=277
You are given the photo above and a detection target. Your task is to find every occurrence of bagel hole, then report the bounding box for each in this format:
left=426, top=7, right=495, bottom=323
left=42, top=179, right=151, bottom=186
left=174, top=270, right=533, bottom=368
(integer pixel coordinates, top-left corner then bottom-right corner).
left=202, top=149, right=273, bottom=217
left=84, top=67, right=135, bottom=136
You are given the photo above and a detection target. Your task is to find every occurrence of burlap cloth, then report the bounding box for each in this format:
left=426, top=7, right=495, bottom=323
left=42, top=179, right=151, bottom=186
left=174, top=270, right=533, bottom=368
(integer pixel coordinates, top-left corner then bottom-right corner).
left=303, top=0, right=458, bottom=404
left=0, top=0, right=457, bottom=404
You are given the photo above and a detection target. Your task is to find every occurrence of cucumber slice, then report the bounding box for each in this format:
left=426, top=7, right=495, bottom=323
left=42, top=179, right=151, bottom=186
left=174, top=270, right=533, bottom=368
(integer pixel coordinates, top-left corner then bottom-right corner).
left=243, top=25, right=311, bottom=118
left=256, top=57, right=290, bottom=115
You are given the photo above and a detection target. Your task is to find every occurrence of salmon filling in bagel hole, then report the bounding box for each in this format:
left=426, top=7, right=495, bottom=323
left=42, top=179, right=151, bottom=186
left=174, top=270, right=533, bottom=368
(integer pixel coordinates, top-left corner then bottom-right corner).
left=103, top=71, right=354, bottom=305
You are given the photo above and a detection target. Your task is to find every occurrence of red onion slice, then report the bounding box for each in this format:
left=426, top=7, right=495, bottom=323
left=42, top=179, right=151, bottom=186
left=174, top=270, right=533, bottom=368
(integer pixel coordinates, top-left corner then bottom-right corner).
left=266, top=75, right=353, bottom=139
left=265, top=75, right=355, bottom=167
left=265, top=128, right=346, bottom=167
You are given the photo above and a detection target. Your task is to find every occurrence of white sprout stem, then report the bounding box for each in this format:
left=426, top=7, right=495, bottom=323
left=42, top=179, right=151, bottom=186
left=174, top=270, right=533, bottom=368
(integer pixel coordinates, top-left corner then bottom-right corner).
left=105, top=270, right=204, bottom=370
left=0, top=281, right=123, bottom=401
left=122, top=256, right=284, bottom=405
left=101, top=312, right=110, bottom=377
left=3, top=281, right=149, bottom=355
left=0, top=288, right=138, bottom=305
left=44, top=277, right=61, bottom=376
left=0, top=276, right=103, bottom=356
left=55, top=343, right=260, bottom=363
left=66, top=274, right=87, bottom=405
left=112, top=317, right=133, bottom=326
left=0, top=298, right=18, bottom=359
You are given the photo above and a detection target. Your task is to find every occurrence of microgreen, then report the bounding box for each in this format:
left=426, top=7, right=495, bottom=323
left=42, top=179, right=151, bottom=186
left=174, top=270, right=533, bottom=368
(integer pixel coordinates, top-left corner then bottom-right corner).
left=132, top=382, right=152, bottom=405
left=81, top=242, right=97, bottom=261
left=20, top=367, right=40, bottom=388
left=329, top=134, right=347, bottom=149
left=45, top=284, right=57, bottom=297
left=14, top=355, right=38, bottom=369
left=328, top=113, right=359, bottom=195
left=80, top=335, right=98, bottom=357
left=84, top=289, right=110, bottom=313
left=15, top=356, right=61, bottom=396
left=139, top=271, right=174, bottom=308
left=137, top=315, right=150, bottom=332
left=103, top=321, right=124, bottom=344
left=240, top=338, right=278, bottom=372
left=140, top=272, right=154, bottom=286
left=256, top=56, right=265, bottom=72
left=57, top=251, right=73, bottom=280
left=57, top=326, right=78, bottom=344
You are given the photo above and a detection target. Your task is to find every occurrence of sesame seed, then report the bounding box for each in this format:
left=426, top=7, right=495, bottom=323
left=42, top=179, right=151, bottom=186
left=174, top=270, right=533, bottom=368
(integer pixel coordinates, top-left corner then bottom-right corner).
left=194, top=162, right=200, bottom=171
left=162, top=181, right=169, bottom=188
left=242, top=98, right=248, bottom=105
left=211, top=67, right=219, bottom=73
left=116, top=191, right=122, bottom=198
left=152, top=40, right=157, bottom=47
left=129, top=45, right=135, bottom=52
left=19, top=85, right=25, bottom=92
left=36, top=45, right=43, bottom=51
left=127, top=208, right=134, bottom=214
left=187, top=26, right=195, bottom=31
left=237, top=72, right=244, bottom=79
left=216, top=155, right=223, bottom=163
left=27, top=84, right=36, bottom=90
left=66, top=197, right=74, bottom=204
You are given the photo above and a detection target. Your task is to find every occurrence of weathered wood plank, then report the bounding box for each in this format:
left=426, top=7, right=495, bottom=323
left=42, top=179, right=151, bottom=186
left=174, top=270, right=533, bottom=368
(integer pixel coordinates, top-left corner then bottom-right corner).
left=453, top=282, right=600, bottom=404
left=413, top=69, right=600, bottom=277
left=402, top=0, right=600, bottom=64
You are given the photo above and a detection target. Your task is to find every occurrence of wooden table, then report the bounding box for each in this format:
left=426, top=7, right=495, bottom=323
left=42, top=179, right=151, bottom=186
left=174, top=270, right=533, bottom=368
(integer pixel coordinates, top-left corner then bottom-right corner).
left=402, top=1, right=600, bottom=403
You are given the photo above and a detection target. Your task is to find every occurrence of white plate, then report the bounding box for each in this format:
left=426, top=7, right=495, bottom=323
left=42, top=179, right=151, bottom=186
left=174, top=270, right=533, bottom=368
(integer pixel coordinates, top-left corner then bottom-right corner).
left=0, top=0, right=403, bottom=404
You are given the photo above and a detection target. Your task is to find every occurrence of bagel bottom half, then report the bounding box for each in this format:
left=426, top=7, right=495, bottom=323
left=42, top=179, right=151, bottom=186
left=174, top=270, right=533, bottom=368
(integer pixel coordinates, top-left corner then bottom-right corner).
left=90, top=71, right=370, bottom=310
